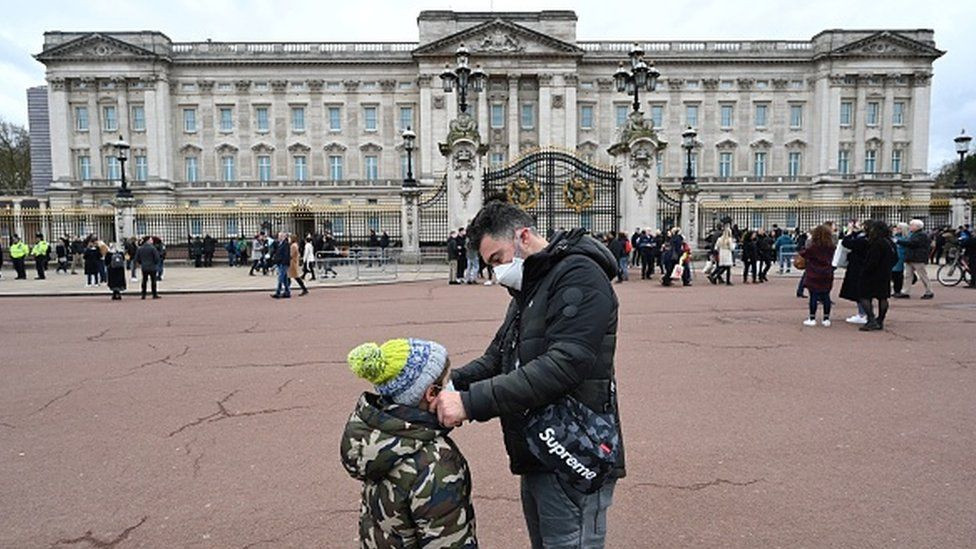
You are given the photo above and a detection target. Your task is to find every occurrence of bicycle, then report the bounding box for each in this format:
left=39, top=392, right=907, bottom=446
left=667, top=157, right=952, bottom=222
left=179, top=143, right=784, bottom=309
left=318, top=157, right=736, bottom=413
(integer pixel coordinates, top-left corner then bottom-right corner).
left=936, top=250, right=971, bottom=287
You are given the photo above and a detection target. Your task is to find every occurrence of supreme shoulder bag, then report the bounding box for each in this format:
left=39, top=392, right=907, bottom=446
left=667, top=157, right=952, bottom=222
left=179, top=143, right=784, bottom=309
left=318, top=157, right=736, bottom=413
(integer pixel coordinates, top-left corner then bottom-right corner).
left=524, top=395, right=620, bottom=494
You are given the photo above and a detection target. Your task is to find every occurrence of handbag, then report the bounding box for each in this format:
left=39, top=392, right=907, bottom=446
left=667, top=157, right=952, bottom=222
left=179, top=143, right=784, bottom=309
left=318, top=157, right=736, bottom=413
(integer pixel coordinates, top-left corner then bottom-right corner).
left=524, top=395, right=620, bottom=495
left=702, top=260, right=715, bottom=275
left=671, top=263, right=684, bottom=280
left=832, top=244, right=849, bottom=268
left=793, top=254, right=806, bottom=270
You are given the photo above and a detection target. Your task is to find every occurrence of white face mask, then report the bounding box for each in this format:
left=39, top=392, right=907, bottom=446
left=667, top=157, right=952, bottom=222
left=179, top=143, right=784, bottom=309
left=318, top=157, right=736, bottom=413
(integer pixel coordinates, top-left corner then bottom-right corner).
left=494, top=230, right=526, bottom=291
left=442, top=380, right=455, bottom=392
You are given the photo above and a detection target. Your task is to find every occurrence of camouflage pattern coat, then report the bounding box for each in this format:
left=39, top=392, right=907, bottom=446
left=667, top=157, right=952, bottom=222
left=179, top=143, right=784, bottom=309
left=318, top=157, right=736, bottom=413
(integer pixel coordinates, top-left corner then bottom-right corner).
left=341, top=392, right=478, bottom=548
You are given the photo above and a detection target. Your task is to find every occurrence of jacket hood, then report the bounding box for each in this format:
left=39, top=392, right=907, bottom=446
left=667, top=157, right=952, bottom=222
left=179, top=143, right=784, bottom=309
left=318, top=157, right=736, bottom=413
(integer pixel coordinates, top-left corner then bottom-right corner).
left=340, top=392, right=451, bottom=482
left=519, top=229, right=617, bottom=298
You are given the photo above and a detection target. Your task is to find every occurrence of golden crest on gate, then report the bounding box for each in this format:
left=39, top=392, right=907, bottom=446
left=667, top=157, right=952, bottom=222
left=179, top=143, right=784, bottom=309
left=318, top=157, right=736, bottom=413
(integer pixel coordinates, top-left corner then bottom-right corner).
left=506, top=178, right=540, bottom=210
left=564, top=177, right=594, bottom=213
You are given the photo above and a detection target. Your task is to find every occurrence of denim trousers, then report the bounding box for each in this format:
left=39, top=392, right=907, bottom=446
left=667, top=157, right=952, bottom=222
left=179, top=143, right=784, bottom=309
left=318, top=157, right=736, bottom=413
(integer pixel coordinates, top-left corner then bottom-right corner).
left=275, top=265, right=291, bottom=296
left=520, top=473, right=615, bottom=549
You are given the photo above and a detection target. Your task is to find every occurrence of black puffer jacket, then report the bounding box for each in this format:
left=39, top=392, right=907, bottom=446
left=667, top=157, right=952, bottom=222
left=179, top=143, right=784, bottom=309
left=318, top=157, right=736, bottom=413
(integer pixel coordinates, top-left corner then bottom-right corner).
left=900, top=230, right=930, bottom=264
left=452, top=229, right=625, bottom=478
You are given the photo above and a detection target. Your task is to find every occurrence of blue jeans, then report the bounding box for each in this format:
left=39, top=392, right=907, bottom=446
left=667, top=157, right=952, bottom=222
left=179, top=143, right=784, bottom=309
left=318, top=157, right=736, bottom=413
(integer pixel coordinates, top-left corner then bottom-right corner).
left=275, top=265, right=291, bottom=296
left=809, top=290, right=831, bottom=318
left=616, top=257, right=628, bottom=281
left=521, top=473, right=615, bottom=549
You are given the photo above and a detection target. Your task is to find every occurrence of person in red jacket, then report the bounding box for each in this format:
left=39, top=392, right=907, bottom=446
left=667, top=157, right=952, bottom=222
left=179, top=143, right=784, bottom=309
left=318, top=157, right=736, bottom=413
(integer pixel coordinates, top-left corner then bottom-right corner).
left=798, top=224, right=837, bottom=327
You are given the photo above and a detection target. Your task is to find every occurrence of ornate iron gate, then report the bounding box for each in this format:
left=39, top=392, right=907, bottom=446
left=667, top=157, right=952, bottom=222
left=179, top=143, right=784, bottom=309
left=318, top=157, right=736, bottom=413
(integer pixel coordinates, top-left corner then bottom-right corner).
left=657, top=188, right=681, bottom=231
left=483, top=150, right=619, bottom=236
left=417, top=175, right=448, bottom=247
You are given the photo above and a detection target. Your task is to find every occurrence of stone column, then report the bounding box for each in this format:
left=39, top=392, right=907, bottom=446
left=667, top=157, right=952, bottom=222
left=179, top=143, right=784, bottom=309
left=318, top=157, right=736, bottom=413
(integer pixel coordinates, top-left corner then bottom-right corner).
left=39, top=201, right=50, bottom=241
left=440, top=112, right=488, bottom=233
left=114, top=195, right=136, bottom=245
left=539, top=74, right=552, bottom=147
left=950, top=189, right=974, bottom=228
left=47, top=78, right=71, bottom=184
left=679, top=184, right=701, bottom=250
left=477, top=87, right=489, bottom=143
left=400, top=185, right=422, bottom=260
left=564, top=75, right=578, bottom=151
left=507, top=75, right=519, bottom=160
left=910, top=73, right=933, bottom=175
left=13, top=199, right=23, bottom=239
left=608, top=113, right=666, bottom=233
left=418, top=75, right=434, bottom=178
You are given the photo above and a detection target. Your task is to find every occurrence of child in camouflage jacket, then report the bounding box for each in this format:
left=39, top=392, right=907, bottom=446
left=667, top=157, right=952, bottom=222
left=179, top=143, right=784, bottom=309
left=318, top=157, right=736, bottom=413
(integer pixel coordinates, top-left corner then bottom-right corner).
left=341, top=338, right=478, bottom=548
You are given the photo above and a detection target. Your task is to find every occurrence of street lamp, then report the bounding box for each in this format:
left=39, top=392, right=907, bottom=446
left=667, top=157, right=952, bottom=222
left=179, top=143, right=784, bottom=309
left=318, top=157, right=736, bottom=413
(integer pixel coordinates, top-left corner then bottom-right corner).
left=439, top=43, right=487, bottom=114
left=112, top=134, right=132, bottom=198
left=954, top=129, right=972, bottom=189
left=682, top=126, right=697, bottom=186
left=402, top=126, right=417, bottom=187
left=613, top=43, right=661, bottom=114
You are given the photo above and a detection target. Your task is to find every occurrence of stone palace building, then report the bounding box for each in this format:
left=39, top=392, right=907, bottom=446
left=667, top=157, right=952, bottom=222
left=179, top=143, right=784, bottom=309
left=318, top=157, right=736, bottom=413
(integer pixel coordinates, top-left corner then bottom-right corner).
left=27, top=10, right=944, bottom=233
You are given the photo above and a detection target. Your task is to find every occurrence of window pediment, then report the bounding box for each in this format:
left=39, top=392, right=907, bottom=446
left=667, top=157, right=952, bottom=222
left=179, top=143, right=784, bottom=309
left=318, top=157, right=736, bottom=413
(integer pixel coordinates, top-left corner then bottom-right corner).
left=359, top=142, right=382, bottom=153
left=324, top=142, right=347, bottom=153
left=750, top=138, right=773, bottom=149
left=251, top=142, right=276, bottom=153
left=715, top=138, right=738, bottom=149
left=180, top=143, right=202, bottom=154
left=215, top=143, right=239, bottom=154
left=785, top=139, right=807, bottom=149
left=287, top=142, right=311, bottom=153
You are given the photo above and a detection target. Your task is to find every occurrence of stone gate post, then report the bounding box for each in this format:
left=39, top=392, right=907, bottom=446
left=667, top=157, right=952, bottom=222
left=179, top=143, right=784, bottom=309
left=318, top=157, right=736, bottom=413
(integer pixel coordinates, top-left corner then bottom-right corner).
left=440, top=112, right=488, bottom=234
left=679, top=184, right=701, bottom=251
left=608, top=112, right=667, bottom=233
left=400, top=184, right=422, bottom=260
left=949, top=189, right=973, bottom=228
left=113, top=195, right=136, bottom=245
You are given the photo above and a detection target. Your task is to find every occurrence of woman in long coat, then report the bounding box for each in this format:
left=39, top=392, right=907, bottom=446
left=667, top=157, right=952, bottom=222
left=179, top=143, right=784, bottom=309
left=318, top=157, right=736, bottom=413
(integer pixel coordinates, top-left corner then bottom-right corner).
left=839, top=223, right=869, bottom=324
left=288, top=234, right=308, bottom=296
left=857, top=220, right=898, bottom=331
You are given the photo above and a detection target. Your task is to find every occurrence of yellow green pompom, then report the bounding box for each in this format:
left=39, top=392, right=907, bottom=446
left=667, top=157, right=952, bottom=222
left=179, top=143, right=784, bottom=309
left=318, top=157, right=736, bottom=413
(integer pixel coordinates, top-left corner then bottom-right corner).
left=347, top=339, right=411, bottom=385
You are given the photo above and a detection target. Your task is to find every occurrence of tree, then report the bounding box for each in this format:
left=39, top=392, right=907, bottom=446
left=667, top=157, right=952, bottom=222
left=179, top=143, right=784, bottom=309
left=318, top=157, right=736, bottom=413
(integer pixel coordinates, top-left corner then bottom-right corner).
left=0, top=118, right=31, bottom=195
left=934, top=154, right=976, bottom=188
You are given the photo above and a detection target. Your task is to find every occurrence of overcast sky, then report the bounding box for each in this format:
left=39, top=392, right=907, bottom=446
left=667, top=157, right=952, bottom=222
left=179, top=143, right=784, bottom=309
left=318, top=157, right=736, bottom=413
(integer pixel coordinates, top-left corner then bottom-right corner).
left=1, top=0, right=973, bottom=171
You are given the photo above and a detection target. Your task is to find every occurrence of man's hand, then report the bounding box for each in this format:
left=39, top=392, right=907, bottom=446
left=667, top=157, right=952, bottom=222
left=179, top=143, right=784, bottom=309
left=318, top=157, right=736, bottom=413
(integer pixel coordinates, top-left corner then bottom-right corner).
left=430, top=391, right=467, bottom=428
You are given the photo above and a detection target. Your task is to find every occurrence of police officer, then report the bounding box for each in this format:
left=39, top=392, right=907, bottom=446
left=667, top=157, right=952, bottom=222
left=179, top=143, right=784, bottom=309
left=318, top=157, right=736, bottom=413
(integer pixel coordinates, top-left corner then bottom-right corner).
left=9, top=234, right=29, bottom=279
left=31, top=233, right=50, bottom=279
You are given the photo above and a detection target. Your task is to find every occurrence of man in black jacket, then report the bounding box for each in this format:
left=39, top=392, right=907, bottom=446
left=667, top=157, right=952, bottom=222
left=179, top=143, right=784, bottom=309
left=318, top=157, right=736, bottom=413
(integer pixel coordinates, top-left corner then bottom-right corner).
left=134, top=236, right=161, bottom=299
left=432, top=201, right=623, bottom=549
left=900, top=219, right=934, bottom=299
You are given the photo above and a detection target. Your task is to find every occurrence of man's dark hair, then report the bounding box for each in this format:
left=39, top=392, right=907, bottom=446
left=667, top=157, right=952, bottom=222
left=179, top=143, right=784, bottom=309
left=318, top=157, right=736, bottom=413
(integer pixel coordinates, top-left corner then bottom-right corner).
left=466, top=200, right=535, bottom=253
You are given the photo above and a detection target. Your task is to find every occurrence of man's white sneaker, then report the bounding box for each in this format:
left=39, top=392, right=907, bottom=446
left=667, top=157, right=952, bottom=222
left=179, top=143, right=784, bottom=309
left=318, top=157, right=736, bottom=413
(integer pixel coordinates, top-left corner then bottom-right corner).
left=803, top=319, right=817, bottom=327
left=846, top=314, right=868, bottom=325
left=821, top=319, right=832, bottom=327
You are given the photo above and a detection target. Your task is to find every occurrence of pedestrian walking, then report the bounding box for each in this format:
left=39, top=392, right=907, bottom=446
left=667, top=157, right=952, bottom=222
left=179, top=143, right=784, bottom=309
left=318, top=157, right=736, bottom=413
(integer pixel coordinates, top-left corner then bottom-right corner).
left=289, top=234, right=308, bottom=296
left=609, top=232, right=629, bottom=282
left=153, top=236, right=166, bottom=281
left=899, top=219, right=935, bottom=299
left=83, top=241, right=101, bottom=287
left=709, top=227, right=735, bottom=285
left=135, top=236, right=161, bottom=299
left=757, top=228, right=774, bottom=282
left=446, top=230, right=459, bottom=285
left=891, top=222, right=909, bottom=298
left=225, top=237, right=238, bottom=267
left=798, top=225, right=836, bottom=326
left=70, top=236, right=84, bottom=275
left=202, top=234, right=216, bottom=267
left=9, top=235, right=28, bottom=279
left=248, top=233, right=265, bottom=276
left=839, top=222, right=869, bottom=324
left=857, top=220, right=898, bottom=331
left=271, top=232, right=292, bottom=299
left=454, top=228, right=468, bottom=284
left=55, top=237, right=69, bottom=274
left=741, top=231, right=758, bottom=283
left=125, top=237, right=139, bottom=281
left=301, top=235, right=316, bottom=280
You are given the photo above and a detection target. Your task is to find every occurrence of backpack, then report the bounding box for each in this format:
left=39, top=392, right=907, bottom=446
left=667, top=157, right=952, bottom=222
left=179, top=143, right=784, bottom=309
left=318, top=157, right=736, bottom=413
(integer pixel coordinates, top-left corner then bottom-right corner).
left=109, top=252, right=125, bottom=269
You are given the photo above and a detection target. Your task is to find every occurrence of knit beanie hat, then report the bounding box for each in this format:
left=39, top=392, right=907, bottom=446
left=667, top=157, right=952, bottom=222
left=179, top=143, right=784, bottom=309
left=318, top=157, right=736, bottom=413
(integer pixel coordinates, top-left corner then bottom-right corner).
left=347, top=338, right=448, bottom=405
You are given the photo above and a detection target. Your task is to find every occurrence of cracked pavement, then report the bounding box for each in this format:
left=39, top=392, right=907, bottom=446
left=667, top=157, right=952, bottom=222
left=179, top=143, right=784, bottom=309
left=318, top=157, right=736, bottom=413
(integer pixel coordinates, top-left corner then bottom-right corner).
left=0, top=277, right=974, bottom=547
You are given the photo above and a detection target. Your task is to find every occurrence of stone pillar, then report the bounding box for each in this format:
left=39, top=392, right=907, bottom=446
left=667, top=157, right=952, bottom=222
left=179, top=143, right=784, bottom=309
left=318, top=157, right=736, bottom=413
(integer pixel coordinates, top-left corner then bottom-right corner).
left=608, top=112, right=666, bottom=233
left=418, top=75, right=434, bottom=178
left=679, top=184, right=701, bottom=251
left=114, top=195, right=136, bottom=245
left=400, top=186, right=422, bottom=259
left=440, top=112, right=488, bottom=234
left=507, top=75, right=519, bottom=160
left=39, top=202, right=50, bottom=240
left=539, top=74, right=552, bottom=147
left=950, top=190, right=973, bottom=228
left=13, top=199, right=24, bottom=239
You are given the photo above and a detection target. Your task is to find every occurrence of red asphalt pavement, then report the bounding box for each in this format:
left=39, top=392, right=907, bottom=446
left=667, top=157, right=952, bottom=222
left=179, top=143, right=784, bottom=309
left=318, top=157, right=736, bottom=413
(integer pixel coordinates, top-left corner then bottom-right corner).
left=0, top=275, right=974, bottom=548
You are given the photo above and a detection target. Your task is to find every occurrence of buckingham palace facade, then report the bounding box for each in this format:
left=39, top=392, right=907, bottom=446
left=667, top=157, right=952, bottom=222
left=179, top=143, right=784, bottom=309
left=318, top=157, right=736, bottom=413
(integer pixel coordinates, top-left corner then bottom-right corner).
left=32, top=10, right=943, bottom=211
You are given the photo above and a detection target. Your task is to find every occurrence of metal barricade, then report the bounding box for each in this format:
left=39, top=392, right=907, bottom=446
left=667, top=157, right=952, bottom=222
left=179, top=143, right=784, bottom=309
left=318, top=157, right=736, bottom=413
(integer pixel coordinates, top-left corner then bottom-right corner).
left=315, top=248, right=398, bottom=282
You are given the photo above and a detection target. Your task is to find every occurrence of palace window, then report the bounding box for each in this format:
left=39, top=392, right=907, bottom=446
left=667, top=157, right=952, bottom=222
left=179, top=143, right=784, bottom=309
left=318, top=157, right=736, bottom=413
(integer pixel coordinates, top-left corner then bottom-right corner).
left=521, top=103, right=535, bottom=129
left=294, top=155, right=307, bottom=181
left=291, top=107, right=305, bottom=132
left=838, top=149, right=850, bottom=174
left=328, top=107, right=342, bottom=131
left=185, top=156, right=198, bottom=182
left=754, top=151, right=767, bottom=178
left=840, top=101, right=853, bottom=127
left=77, top=155, right=91, bottom=180
left=102, top=106, right=117, bottom=132
left=615, top=105, right=629, bottom=128
left=219, top=107, right=234, bottom=132
left=131, top=106, right=146, bottom=131
left=221, top=155, right=235, bottom=181
left=364, top=155, right=378, bottom=180
left=892, top=149, right=903, bottom=173
left=363, top=106, right=378, bottom=131
left=75, top=106, right=89, bottom=131
left=183, top=108, right=197, bottom=133
left=105, top=155, right=120, bottom=180
left=490, top=152, right=505, bottom=167
left=329, top=155, right=343, bottom=181
left=788, top=152, right=801, bottom=177
left=650, top=105, right=664, bottom=128
left=685, top=104, right=698, bottom=128
left=490, top=104, right=504, bottom=128
left=580, top=105, right=594, bottom=129
left=719, top=152, right=733, bottom=178
left=255, top=107, right=269, bottom=132
left=790, top=105, right=803, bottom=129
left=866, top=102, right=880, bottom=126
left=399, top=106, right=413, bottom=131
left=257, top=155, right=272, bottom=181
left=720, top=104, right=734, bottom=128
left=893, top=102, right=905, bottom=126
left=754, top=103, right=768, bottom=128
left=865, top=149, right=877, bottom=173
left=135, top=155, right=148, bottom=181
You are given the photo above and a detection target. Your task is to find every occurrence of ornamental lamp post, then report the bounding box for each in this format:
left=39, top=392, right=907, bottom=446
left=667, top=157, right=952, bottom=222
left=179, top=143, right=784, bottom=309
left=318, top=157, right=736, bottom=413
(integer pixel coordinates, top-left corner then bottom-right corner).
left=112, top=134, right=132, bottom=198
left=681, top=126, right=698, bottom=186
left=439, top=44, right=487, bottom=114
left=613, top=43, right=660, bottom=114
left=954, top=129, right=972, bottom=189
left=402, top=126, right=417, bottom=187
